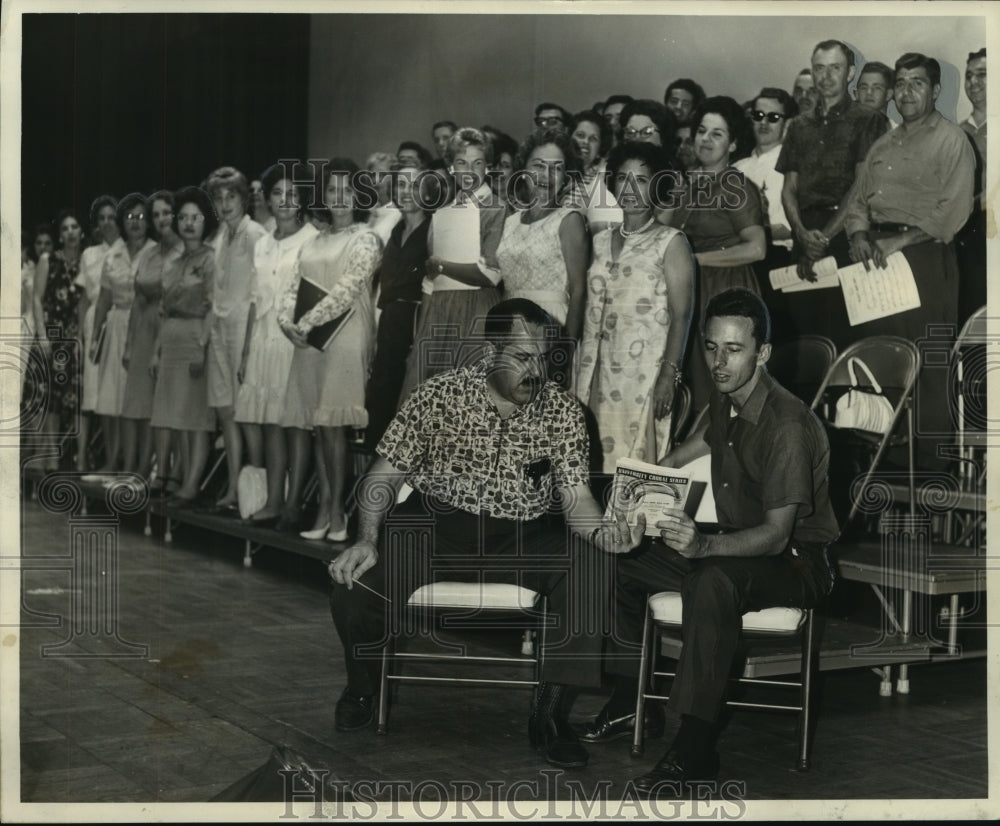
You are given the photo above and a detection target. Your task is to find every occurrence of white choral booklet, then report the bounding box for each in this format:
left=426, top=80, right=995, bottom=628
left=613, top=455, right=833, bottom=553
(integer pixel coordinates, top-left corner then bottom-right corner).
left=769, top=256, right=839, bottom=292
left=604, top=458, right=707, bottom=537
left=838, top=251, right=921, bottom=326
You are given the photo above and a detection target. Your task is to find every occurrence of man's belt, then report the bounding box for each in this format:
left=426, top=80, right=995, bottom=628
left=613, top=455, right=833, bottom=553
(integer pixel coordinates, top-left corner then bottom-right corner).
left=869, top=222, right=913, bottom=233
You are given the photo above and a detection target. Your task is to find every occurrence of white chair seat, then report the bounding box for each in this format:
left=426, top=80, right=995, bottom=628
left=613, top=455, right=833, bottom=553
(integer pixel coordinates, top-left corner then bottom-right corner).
left=406, top=582, right=540, bottom=610
left=648, top=591, right=804, bottom=634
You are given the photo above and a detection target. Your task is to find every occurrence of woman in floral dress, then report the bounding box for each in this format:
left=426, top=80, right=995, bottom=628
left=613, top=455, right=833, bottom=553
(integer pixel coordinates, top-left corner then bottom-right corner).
left=576, top=141, right=695, bottom=475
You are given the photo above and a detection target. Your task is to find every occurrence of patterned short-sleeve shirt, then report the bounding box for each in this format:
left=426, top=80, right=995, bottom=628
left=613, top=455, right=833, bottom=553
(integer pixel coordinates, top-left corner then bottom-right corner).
left=378, top=360, right=590, bottom=520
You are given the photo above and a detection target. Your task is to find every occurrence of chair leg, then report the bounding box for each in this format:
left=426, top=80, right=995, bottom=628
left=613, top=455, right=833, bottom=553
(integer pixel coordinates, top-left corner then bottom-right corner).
left=376, top=637, right=393, bottom=735
left=533, top=596, right=548, bottom=707
left=631, top=602, right=654, bottom=758
left=798, top=609, right=816, bottom=771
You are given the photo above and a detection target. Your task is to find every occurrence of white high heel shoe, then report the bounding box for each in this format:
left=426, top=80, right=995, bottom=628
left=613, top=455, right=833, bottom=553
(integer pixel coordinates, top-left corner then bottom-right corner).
left=299, top=523, right=329, bottom=540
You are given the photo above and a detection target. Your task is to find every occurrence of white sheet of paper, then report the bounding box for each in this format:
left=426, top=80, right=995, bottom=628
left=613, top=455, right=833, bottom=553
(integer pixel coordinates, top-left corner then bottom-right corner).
left=838, top=251, right=921, bottom=326
left=769, top=255, right=838, bottom=291
left=782, top=272, right=841, bottom=293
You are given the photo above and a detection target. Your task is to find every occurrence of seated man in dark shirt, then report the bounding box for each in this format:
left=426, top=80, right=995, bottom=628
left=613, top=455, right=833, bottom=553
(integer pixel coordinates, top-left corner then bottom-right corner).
left=577, top=287, right=840, bottom=791
left=330, top=298, right=645, bottom=769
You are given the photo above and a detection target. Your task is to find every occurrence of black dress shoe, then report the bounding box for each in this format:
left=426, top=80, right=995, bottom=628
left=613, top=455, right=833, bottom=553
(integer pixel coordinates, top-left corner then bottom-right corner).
left=334, top=688, right=376, bottom=732
left=575, top=702, right=666, bottom=743
left=529, top=682, right=589, bottom=769
left=633, top=746, right=720, bottom=795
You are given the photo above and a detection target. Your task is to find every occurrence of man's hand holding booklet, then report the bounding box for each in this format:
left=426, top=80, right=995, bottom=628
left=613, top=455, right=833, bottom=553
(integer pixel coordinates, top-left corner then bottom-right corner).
left=603, top=457, right=708, bottom=537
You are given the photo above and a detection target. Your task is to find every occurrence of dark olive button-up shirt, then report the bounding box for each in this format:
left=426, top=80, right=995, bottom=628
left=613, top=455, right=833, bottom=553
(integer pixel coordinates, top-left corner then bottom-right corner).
left=777, top=97, right=889, bottom=211
left=704, top=369, right=839, bottom=549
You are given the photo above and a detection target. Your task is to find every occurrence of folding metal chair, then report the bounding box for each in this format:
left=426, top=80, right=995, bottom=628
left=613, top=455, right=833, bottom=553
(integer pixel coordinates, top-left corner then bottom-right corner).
left=949, top=307, right=987, bottom=543
left=374, top=484, right=551, bottom=735
left=809, top=335, right=920, bottom=527
left=633, top=597, right=819, bottom=770
left=811, top=336, right=922, bottom=695
left=767, top=335, right=837, bottom=405
left=376, top=582, right=548, bottom=735
left=629, top=457, right=820, bottom=770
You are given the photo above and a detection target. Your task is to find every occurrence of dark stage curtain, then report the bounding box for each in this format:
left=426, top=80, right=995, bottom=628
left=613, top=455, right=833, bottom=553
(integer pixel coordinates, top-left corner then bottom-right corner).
left=21, top=13, right=310, bottom=232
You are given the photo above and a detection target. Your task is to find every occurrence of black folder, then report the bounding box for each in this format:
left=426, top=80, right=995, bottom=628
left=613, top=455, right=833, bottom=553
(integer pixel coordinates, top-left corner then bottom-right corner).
left=292, top=277, right=355, bottom=352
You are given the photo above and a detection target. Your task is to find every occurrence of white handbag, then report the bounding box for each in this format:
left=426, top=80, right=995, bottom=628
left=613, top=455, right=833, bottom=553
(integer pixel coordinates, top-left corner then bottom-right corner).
left=237, top=465, right=268, bottom=520
left=833, top=357, right=896, bottom=435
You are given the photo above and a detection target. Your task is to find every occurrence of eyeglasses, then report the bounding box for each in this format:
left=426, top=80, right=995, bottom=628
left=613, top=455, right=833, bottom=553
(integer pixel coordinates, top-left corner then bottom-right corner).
left=623, top=126, right=660, bottom=139
left=534, top=116, right=564, bottom=128
left=750, top=110, right=786, bottom=123
left=178, top=213, right=206, bottom=223
left=126, top=212, right=146, bottom=221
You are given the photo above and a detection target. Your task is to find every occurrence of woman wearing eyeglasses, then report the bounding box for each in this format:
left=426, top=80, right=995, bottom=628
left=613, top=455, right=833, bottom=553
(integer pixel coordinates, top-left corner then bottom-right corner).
left=618, top=99, right=677, bottom=156
left=90, top=193, right=157, bottom=475
left=120, top=190, right=184, bottom=481
left=576, top=141, right=695, bottom=475
left=658, top=95, right=766, bottom=410
left=149, top=187, right=219, bottom=507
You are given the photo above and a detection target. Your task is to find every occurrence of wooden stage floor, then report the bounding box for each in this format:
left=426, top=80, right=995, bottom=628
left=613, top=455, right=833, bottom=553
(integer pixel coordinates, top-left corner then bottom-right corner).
left=13, top=496, right=991, bottom=815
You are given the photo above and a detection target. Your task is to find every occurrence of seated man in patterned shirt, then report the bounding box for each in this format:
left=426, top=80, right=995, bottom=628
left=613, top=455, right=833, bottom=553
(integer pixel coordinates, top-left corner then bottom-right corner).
left=328, top=298, right=645, bottom=769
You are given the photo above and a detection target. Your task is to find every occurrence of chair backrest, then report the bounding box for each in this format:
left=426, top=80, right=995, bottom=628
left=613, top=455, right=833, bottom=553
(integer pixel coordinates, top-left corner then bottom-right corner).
left=952, top=306, right=989, bottom=436
left=768, top=335, right=837, bottom=404
left=955, top=306, right=988, bottom=350
left=810, top=336, right=920, bottom=527
left=810, top=336, right=920, bottom=420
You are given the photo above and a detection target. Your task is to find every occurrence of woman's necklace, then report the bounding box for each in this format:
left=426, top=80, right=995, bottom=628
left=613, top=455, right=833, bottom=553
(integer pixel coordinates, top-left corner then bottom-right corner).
left=619, top=215, right=656, bottom=238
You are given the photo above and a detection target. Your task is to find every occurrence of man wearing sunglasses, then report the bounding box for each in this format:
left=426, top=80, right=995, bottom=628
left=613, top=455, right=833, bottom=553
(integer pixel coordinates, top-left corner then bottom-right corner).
left=734, top=88, right=799, bottom=343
